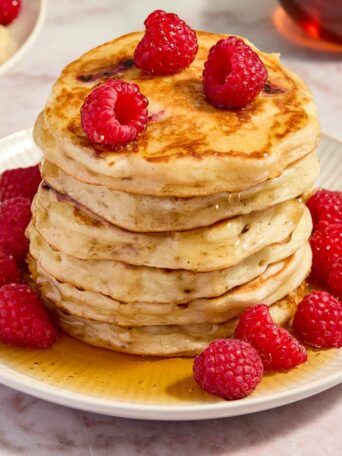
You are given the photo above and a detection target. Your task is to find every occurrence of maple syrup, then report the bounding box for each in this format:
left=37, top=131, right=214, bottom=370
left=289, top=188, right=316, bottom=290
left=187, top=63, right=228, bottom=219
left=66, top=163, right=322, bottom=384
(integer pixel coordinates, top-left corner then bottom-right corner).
left=0, top=332, right=339, bottom=405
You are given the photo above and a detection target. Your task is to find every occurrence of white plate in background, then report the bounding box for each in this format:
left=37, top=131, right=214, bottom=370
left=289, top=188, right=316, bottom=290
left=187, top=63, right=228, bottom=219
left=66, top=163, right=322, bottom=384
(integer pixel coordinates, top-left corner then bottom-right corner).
left=0, top=0, right=46, bottom=76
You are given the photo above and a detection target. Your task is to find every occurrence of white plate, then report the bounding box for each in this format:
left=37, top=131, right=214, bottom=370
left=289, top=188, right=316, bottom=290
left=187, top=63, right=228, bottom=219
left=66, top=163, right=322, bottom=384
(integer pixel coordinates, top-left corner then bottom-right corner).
left=0, top=0, right=46, bottom=77
left=0, top=129, right=341, bottom=421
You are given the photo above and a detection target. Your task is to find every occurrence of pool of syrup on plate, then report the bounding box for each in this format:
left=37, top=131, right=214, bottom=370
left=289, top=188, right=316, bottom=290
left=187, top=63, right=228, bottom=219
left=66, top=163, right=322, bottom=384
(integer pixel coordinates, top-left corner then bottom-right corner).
left=0, top=331, right=338, bottom=405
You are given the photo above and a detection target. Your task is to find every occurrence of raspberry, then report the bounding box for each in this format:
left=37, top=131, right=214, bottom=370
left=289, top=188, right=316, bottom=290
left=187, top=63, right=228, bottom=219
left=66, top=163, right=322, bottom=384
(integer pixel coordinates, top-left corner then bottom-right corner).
left=327, top=258, right=342, bottom=299
left=134, top=10, right=198, bottom=75
left=0, top=250, right=21, bottom=286
left=81, top=80, right=149, bottom=147
left=293, top=291, right=342, bottom=348
left=203, top=37, right=268, bottom=109
left=0, top=284, right=57, bottom=348
left=235, top=305, right=307, bottom=370
left=0, top=0, right=21, bottom=26
left=310, top=223, right=342, bottom=282
left=306, top=189, right=342, bottom=229
left=0, top=165, right=41, bottom=202
left=0, top=197, right=31, bottom=264
left=193, top=339, right=263, bottom=400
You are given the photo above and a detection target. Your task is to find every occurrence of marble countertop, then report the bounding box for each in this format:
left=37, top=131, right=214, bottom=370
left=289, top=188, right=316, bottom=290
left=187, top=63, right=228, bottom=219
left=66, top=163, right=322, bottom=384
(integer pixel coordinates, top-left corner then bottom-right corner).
left=0, top=0, right=341, bottom=454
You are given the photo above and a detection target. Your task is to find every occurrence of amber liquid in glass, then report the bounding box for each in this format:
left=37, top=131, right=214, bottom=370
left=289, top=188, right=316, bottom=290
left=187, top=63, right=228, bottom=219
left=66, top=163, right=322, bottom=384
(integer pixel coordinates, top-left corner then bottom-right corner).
left=280, top=0, right=342, bottom=43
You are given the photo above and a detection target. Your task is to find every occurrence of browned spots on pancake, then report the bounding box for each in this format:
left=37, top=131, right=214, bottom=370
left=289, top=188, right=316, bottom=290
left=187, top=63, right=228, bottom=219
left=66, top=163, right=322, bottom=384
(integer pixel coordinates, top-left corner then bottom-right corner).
left=274, top=111, right=308, bottom=140
left=263, top=81, right=285, bottom=95
left=73, top=207, right=101, bottom=227
left=177, top=303, right=189, bottom=309
left=47, top=31, right=314, bottom=163
left=236, top=107, right=253, bottom=123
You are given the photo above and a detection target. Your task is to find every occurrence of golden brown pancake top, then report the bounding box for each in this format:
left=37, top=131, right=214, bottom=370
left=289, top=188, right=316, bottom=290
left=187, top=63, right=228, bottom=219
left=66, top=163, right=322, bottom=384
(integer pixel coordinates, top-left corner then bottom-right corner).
left=44, top=31, right=319, bottom=163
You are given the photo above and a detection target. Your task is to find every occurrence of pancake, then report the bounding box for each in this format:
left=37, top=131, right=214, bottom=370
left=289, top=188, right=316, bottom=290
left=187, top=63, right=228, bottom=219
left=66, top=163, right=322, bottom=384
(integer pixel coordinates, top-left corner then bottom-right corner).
left=41, top=151, right=319, bottom=232
left=28, top=209, right=312, bottom=304
left=28, top=244, right=311, bottom=328
left=28, top=29, right=318, bottom=357
left=40, top=283, right=308, bottom=356
left=31, top=186, right=306, bottom=271
left=35, top=31, right=319, bottom=197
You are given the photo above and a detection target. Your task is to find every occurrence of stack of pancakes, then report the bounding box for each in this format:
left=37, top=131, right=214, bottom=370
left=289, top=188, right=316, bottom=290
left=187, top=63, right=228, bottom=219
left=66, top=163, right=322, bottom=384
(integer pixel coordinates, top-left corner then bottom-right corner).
left=27, top=31, right=320, bottom=356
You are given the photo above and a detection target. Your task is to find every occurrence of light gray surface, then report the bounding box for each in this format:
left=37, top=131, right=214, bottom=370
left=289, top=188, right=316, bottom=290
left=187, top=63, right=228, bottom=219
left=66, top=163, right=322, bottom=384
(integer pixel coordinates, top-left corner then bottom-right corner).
left=1, top=384, right=341, bottom=455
